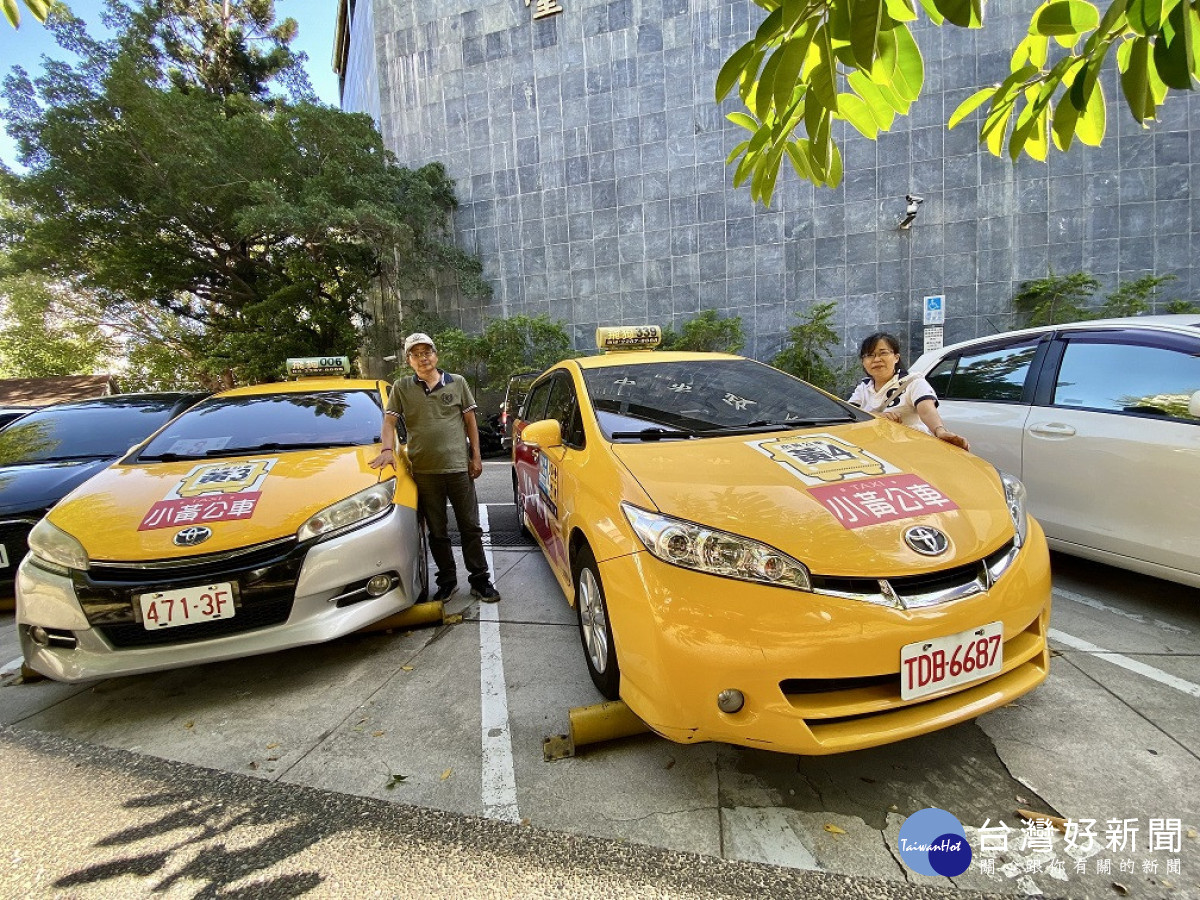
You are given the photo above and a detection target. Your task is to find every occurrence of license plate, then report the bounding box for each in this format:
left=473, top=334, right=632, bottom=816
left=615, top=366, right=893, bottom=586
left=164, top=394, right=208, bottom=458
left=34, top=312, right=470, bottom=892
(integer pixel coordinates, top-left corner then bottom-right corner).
left=900, top=621, right=1003, bottom=701
left=138, top=583, right=236, bottom=630
left=0, top=544, right=7, bottom=569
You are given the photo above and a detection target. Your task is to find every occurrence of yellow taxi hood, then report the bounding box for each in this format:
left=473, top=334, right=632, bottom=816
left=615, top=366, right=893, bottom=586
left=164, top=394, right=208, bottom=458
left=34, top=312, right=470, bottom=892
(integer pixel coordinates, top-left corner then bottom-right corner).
left=47, top=447, right=385, bottom=562
left=611, top=420, right=1016, bottom=575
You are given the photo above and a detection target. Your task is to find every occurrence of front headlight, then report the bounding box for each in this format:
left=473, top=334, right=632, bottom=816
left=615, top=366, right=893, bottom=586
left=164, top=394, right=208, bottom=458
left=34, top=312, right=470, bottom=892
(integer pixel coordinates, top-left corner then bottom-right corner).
left=298, top=479, right=395, bottom=542
left=621, top=502, right=811, bottom=591
left=27, top=518, right=89, bottom=575
left=996, top=468, right=1029, bottom=548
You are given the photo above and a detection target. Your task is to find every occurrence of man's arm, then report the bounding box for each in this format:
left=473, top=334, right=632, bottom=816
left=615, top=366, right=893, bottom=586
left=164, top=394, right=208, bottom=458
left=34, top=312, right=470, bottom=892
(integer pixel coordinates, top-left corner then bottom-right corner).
left=464, top=409, right=483, bottom=479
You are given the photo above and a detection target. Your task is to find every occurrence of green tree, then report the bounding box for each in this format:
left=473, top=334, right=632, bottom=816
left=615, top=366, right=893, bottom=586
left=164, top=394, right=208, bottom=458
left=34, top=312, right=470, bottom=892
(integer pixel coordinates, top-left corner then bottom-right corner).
left=661, top=310, right=745, bottom=353
left=0, top=272, right=113, bottom=376
left=718, top=1, right=1200, bottom=203
left=1165, top=299, right=1199, bottom=313
left=4, top=0, right=52, bottom=29
left=1101, top=273, right=1177, bottom=317
left=1, top=3, right=487, bottom=387
left=771, top=301, right=842, bottom=391
left=431, top=314, right=575, bottom=396
left=1013, top=271, right=1100, bottom=325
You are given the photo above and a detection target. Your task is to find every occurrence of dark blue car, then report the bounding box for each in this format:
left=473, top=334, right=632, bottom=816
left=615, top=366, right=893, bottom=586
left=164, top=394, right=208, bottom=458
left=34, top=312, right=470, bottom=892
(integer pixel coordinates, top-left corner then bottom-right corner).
left=0, top=392, right=207, bottom=599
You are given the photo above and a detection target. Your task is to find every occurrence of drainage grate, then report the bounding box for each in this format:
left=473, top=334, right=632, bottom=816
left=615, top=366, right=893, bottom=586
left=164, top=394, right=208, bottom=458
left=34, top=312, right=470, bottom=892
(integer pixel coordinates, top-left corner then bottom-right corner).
left=445, top=503, right=537, bottom=548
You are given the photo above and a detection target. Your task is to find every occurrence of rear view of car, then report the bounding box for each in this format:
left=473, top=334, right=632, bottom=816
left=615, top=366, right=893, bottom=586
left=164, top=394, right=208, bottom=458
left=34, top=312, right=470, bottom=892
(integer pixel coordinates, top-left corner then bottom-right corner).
left=16, top=360, right=428, bottom=682
left=0, top=393, right=207, bottom=599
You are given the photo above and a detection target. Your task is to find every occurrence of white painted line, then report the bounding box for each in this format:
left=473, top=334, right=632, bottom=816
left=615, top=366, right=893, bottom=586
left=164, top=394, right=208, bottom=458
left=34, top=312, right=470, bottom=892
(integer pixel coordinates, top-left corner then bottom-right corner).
left=720, top=807, right=820, bottom=870
left=477, top=503, right=520, bottom=823
left=1049, top=629, right=1200, bottom=698
left=1054, top=587, right=1190, bottom=636
left=1, top=656, right=24, bottom=675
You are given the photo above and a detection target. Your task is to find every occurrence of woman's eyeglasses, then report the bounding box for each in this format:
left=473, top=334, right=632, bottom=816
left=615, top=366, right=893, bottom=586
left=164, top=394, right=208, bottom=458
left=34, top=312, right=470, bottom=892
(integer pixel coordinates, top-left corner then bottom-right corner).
left=862, top=349, right=896, bottom=360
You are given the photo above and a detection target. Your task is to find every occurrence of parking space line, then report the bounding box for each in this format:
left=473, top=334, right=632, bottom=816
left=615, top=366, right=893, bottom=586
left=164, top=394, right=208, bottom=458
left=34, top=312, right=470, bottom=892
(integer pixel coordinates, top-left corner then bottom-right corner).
left=1049, top=629, right=1200, bottom=698
left=478, top=504, right=520, bottom=823
left=1053, top=587, right=1191, bottom=636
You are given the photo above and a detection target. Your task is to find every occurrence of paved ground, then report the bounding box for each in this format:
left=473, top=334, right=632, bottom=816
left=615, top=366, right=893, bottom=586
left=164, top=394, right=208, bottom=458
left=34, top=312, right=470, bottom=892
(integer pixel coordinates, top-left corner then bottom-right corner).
left=1, top=461, right=1198, bottom=898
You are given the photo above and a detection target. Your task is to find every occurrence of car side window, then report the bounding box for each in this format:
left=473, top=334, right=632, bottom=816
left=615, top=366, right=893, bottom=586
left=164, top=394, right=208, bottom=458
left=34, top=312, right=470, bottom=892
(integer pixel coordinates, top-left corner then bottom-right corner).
left=542, top=375, right=586, bottom=449
left=521, top=378, right=553, bottom=423
left=937, top=340, right=1040, bottom=402
left=1053, top=333, right=1200, bottom=422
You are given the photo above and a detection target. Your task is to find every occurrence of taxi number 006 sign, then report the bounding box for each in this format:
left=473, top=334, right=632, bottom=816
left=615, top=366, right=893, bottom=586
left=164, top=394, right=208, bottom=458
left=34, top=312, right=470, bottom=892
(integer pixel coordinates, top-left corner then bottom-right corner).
left=900, top=621, right=1003, bottom=700
left=139, top=583, right=236, bottom=630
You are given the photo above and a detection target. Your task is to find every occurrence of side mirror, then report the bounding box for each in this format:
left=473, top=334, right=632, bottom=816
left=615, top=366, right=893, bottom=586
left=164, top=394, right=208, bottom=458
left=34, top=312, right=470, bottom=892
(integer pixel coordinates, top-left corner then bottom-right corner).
left=520, top=419, right=562, bottom=450
left=1189, top=390, right=1200, bottom=419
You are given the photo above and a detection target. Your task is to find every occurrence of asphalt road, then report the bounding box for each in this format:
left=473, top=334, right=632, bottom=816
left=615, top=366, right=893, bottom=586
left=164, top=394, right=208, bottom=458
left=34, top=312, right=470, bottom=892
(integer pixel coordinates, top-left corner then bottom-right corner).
left=1, top=459, right=1197, bottom=899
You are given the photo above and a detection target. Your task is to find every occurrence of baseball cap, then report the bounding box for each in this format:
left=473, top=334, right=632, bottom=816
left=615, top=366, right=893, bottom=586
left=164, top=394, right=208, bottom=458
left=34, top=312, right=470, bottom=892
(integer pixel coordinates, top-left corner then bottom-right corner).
left=403, top=333, right=436, bottom=356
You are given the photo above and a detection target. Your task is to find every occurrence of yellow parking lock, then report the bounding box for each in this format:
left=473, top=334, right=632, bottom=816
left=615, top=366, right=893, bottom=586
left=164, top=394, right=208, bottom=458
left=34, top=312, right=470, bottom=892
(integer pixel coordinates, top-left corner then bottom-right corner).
left=357, top=600, right=446, bottom=634
left=543, top=699, right=651, bottom=760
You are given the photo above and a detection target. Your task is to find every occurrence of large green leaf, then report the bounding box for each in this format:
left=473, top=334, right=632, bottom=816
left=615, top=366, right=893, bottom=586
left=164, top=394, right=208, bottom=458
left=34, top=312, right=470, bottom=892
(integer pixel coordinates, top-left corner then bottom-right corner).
left=933, top=0, right=980, bottom=28
left=1077, top=78, right=1107, bottom=144
left=754, top=7, right=785, bottom=48
left=848, top=69, right=898, bottom=128
left=850, top=0, right=887, bottom=68
left=756, top=46, right=785, bottom=117
left=809, top=26, right=839, bottom=112
left=1033, top=0, right=1102, bottom=36
left=838, top=93, right=881, bottom=138
left=773, top=25, right=815, bottom=114
left=1127, top=0, right=1163, bottom=34
left=884, top=0, right=918, bottom=22
left=1120, top=35, right=1154, bottom=120
left=948, top=86, right=995, bottom=128
left=1152, top=0, right=1196, bottom=88
left=716, top=42, right=757, bottom=102
left=890, top=25, right=925, bottom=100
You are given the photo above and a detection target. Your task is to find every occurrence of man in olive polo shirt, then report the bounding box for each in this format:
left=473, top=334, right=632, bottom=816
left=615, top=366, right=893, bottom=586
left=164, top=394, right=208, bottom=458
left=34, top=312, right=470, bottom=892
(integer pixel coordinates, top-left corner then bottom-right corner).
left=369, top=333, right=500, bottom=603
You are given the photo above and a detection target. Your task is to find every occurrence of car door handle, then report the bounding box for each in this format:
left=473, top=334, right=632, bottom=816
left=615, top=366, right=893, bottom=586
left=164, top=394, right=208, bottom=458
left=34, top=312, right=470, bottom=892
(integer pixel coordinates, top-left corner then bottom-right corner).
left=1029, top=422, right=1076, bottom=437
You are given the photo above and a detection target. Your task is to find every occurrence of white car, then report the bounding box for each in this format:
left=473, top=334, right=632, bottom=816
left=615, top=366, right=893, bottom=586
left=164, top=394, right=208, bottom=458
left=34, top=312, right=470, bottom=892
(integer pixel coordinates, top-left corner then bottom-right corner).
left=911, top=315, right=1200, bottom=588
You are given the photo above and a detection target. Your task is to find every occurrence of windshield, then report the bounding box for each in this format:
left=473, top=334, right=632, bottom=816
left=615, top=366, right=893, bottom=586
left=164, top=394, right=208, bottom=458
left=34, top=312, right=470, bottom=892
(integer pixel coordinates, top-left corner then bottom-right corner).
left=137, top=390, right=383, bottom=461
left=0, top=398, right=187, bottom=466
left=581, top=359, right=863, bottom=439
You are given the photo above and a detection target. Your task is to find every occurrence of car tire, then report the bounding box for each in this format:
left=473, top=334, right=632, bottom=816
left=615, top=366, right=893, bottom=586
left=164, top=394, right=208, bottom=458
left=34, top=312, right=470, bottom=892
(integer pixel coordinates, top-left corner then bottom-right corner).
left=513, top=470, right=531, bottom=538
left=573, top=544, right=620, bottom=700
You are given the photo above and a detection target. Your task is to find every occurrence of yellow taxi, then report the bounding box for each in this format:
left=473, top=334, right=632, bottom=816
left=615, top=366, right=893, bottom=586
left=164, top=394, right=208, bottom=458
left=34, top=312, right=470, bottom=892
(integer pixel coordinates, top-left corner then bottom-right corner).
left=513, top=328, right=1052, bottom=755
left=17, top=358, right=427, bottom=682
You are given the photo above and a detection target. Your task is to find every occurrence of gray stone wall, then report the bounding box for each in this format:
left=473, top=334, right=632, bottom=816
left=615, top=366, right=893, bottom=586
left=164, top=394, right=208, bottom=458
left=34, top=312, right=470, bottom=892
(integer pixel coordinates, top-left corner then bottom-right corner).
left=344, top=0, right=1200, bottom=366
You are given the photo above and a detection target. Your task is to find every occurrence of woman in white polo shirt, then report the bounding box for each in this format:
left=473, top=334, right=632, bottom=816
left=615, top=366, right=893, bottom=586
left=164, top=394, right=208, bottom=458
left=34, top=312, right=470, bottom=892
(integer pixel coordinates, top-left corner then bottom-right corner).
left=847, top=331, right=970, bottom=451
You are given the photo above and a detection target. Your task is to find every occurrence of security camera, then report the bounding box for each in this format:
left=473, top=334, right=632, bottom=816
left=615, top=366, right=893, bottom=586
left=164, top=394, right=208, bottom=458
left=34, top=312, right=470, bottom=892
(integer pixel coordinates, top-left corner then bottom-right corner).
left=899, top=194, right=924, bottom=229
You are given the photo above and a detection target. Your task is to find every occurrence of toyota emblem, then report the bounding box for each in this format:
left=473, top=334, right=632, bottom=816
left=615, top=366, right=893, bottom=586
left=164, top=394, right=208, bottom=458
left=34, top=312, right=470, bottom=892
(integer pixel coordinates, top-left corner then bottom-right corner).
left=174, top=526, right=213, bottom=547
left=903, top=525, right=950, bottom=556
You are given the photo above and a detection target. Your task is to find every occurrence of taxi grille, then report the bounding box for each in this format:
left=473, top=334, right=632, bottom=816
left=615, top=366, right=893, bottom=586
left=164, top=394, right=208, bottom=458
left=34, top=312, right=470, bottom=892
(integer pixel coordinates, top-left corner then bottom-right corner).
left=74, top=538, right=309, bottom=649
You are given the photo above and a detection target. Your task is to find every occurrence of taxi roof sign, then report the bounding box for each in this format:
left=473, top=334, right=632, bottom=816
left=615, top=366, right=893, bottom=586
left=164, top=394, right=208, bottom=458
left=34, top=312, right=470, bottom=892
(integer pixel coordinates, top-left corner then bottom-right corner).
left=286, top=356, right=351, bottom=377
left=596, top=326, right=662, bottom=352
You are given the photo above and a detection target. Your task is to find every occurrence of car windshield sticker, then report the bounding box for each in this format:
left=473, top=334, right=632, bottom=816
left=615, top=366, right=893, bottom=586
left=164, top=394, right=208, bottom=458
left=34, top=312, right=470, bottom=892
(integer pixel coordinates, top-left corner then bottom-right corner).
left=613, top=377, right=636, bottom=387
left=669, top=381, right=692, bottom=393
left=537, top=453, right=559, bottom=517
left=139, top=459, right=278, bottom=531
left=808, top=474, right=959, bottom=529
left=748, top=434, right=899, bottom=485
left=722, top=392, right=756, bottom=410
left=166, top=436, right=232, bottom=456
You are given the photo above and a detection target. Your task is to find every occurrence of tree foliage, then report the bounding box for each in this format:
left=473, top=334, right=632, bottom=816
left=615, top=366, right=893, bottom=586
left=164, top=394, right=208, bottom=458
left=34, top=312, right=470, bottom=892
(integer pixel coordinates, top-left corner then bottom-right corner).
left=1013, top=271, right=1101, bottom=325
left=0, top=271, right=113, bottom=377
left=719, top=0, right=1200, bottom=203
left=661, top=310, right=746, bottom=353
left=1100, top=272, right=1176, bottom=316
left=431, top=314, right=576, bottom=396
left=1, top=2, right=488, bottom=386
left=771, top=301, right=842, bottom=392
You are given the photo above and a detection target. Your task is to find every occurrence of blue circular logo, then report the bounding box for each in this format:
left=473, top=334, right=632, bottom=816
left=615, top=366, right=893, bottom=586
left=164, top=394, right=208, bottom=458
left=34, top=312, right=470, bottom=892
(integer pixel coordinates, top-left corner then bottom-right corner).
left=897, top=808, right=973, bottom=877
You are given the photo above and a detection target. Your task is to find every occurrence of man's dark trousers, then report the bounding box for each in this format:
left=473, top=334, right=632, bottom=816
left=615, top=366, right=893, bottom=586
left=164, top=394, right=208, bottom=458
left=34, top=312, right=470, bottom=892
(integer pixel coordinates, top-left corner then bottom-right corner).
left=412, top=472, right=489, bottom=592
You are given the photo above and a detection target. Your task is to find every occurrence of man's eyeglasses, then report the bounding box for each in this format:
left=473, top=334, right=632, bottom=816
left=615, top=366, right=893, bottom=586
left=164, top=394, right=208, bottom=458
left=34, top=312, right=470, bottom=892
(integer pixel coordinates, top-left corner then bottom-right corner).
left=408, top=350, right=436, bottom=360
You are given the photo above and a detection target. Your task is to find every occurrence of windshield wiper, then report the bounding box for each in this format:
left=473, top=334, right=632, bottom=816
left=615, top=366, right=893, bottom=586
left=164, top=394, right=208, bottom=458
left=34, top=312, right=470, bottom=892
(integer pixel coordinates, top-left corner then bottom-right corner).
left=203, top=441, right=362, bottom=456
left=742, top=417, right=855, bottom=429
left=11, top=453, right=115, bottom=463
left=610, top=427, right=698, bottom=441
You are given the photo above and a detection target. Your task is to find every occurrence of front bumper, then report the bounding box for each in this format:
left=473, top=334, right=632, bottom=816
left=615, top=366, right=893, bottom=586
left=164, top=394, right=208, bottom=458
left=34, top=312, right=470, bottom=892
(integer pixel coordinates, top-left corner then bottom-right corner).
left=602, top=518, right=1053, bottom=755
left=17, top=505, right=423, bottom=683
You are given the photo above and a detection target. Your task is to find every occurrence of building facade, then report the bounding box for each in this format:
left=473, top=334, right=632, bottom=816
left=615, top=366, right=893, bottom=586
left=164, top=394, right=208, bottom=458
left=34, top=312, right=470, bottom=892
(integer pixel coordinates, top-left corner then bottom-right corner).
left=335, top=0, right=1200, bottom=364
